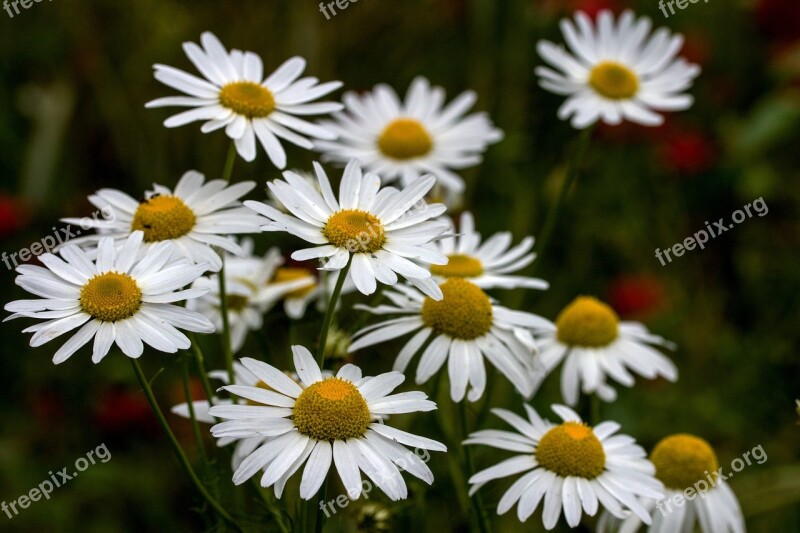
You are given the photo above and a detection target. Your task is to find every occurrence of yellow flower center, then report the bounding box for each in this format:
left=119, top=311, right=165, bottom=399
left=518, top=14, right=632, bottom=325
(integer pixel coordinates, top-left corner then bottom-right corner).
left=536, top=422, right=606, bottom=479
left=322, top=209, right=386, bottom=253
left=421, top=279, right=493, bottom=340
left=131, top=195, right=196, bottom=243
left=272, top=267, right=316, bottom=298
left=80, top=272, right=142, bottom=322
left=219, top=81, right=276, bottom=118
left=588, top=61, right=639, bottom=100
left=556, top=296, right=619, bottom=348
left=430, top=254, right=484, bottom=278
left=293, top=378, right=371, bottom=441
left=377, top=118, right=433, bottom=160
left=226, top=294, right=250, bottom=312
left=650, top=434, right=720, bottom=491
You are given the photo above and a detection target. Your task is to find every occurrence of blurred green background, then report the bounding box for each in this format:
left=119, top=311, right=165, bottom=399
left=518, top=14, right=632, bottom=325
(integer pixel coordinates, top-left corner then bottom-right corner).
left=1, top=0, right=798, bottom=531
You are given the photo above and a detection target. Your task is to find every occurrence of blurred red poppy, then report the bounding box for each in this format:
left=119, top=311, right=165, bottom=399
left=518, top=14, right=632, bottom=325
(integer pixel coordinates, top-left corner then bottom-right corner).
left=93, top=386, right=159, bottom=435
left=608, top=274, right=667, bottom=319
left=757, top=0, right=800, bottom=45
left=571, top=0, right=619, bottom=18
left=0, top=193, right=31, bottom=238
left=658, top=126, right=717, bottom=176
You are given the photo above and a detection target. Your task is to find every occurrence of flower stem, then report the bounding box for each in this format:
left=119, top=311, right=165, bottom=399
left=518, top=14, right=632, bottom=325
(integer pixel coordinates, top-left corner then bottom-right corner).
left=460, top=401, right=493, bottom=533
left=222, top=142, right=237, bottom=183
left=316, top=255, right=353, bottom=367
left=532, top=127, right=593, bottom=273
left=130, top=358, right=241, bottom=532
left=218, top=264, right=236, bottom=387
left=590, top=394, right=601, bottom=426
left=308, top=257, right=352, bottom=533
left=218, top=142, right=238, bottom=386
left=189, top=334, right=217, bottom=407
left=181, top=355, right=209, bottom=463
left=249, top=479, right=292, bottom=533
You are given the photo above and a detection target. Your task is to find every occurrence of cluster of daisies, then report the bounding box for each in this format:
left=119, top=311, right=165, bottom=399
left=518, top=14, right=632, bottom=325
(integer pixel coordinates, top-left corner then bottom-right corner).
left=5, top=10, right=746, bottom=533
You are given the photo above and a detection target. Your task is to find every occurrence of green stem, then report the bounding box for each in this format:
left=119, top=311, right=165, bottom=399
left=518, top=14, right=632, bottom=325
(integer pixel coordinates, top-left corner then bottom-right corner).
left=189, top=334, right=217, bottom=407
left=249, top=479, right=291, bottom=533
left=316, top=255, right=353, bottom=366
left=460, top=402, right=493, bottom=533
left=218, top=142, right=238, bottom=387
left=181, top=355, right=208, bottom=463
left=221, top=142, right=237, bottom=183
left=474, top=367, right=496, bottom=429
left=306, top=257, right=353, bottom=533
left=218, top=263, right=235, bottom=387
left=532, top=127, right=593, bottom=273
left=590, top=394, right=601, bottom=426
left=130, top=358, right=241, bottom=532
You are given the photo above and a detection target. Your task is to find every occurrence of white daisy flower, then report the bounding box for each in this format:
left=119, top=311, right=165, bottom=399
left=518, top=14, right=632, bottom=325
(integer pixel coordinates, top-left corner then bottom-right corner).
left=314, top=76, right=503, bottom=193
left=267, top=265, right=319, bottom=319
left=536, top=10, right=700, bottom=128
left=207, top=346, right=446, bottom=500
left=266, top=169, right=319, bottom=213
left=597, top=434, right=745, bottom=533
left=62, top=170, right=262, bottom=272
left=188, top=244, right=314, bottom=353
left=146, top=31, right=343, bottom=165
left=4, top=232, right=214, bottom=364
left=533, top=296, right=677, bottom=405
left=267, top=266, right=358, bottom=320
left=430, top=211, right=549, bottom=291
left=348, top=279, right=547, bottom=402
left=465, top=403, right=664, bottom=529
left=171, top=361, right=332, bottom=470
left=244, top=160, right=451, bottom=299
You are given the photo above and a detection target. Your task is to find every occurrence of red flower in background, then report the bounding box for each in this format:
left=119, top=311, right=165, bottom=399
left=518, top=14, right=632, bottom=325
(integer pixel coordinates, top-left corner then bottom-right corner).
left=0, top=193, right=30, bottom=238
left=93, top=386, right=159, bottom=435
left=596, top=121, right=658, bottom=144
left=571, top=0, right=619, bottom=18
left=657, top=125, right=717, bottom=176
left=29, top=390, right=66, bottom=426
left=540, top=0, right=618, bottom=19
left=608, top=274, right=667, bottom=319
left=757, top=0, right=800, bottom=45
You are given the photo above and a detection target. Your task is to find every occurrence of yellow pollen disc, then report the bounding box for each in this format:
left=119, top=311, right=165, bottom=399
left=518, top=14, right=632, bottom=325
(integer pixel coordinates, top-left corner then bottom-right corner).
left=272, top=267, right=316, bottom=299
left=589, top=61, right=640, bottom=100
left=536, top=422, right=606, bottom=479
left=131, top=195, right=196, bottom=243
left=80, top=272, right=142, bottom=322
left=322, top=209, right=386, bottom=253
left=421, top=278, right=493, bottom=340
left=218, top=81, right=276, bottom=118
left=293, top=378, right=371, bottom=441
left=650, top=434, right=720, bottom=491
left=377, top=118, right=433, bottom=160
left=430, top=254, right=484, bottom=278
left=556, top=296, right=619, bottom=348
